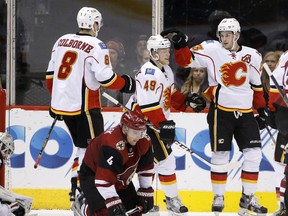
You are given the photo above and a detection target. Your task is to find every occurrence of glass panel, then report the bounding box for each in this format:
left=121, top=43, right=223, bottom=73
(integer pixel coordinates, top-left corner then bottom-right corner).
left=15, top=0, right=152, bottom=105
left=0, top=0, right=6, bottom=88
left=164, top=0, right=288, bottom=88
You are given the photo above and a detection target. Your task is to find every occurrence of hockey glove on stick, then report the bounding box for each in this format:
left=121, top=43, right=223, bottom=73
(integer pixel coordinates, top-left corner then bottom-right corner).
left=159, top=120, right=176, bottom=145
left=186, top=93, right=206, bottom=112
left=120, top=74, right=136, bottom=93
left=137, top=187, right=154, bottom=213
left=160, top=28, right=188, bottom=50
left=49, top=108, right=63, bottom=121
left=105, top=197, right=126, bottom=216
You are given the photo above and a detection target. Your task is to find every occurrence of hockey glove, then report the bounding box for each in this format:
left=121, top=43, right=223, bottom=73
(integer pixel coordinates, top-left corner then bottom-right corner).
left=105, top=197, right=126, bottom=216
left=49, top=108, right=63, bottom=121
left=12, top=205, right=25, bottom=216
left=137, top=187, right=154, bottom=213
left=159, top=120, right=176, bottom=145
left=186, top=93, right=206, bottom=112
left=160, top=28, right=188, bottom=50
left=120, top=74, right=136, bottom=93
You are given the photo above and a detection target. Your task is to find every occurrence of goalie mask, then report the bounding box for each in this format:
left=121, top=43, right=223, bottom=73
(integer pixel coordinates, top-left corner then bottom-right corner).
left=77, top=7, right=103, bottom=36
left=0, top=132, right=14, bottom=159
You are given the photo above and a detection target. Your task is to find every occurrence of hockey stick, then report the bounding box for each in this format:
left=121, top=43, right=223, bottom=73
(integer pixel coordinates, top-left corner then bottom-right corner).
left=263, top=63, right=288, bottom=106
left=174, top=141, right=242, bottom=171
left=126, top=206, right=143, bottom=215
left=34, top=116, right=58, bottom=169
left=265, top=125, right=276, bottom=145
left=102, top=92, right=242, bottom=171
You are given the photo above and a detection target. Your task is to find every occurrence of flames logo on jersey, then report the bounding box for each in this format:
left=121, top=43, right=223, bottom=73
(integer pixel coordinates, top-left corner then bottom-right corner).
left=163, top=87, right=171, bottom=111
left=220, top=61, right=247, bottom=87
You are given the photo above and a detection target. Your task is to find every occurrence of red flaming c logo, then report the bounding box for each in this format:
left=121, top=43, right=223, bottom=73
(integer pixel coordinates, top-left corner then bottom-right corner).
left=220, top=61, right=247, bottom=87
left=163, top=87, right=171, bottom=111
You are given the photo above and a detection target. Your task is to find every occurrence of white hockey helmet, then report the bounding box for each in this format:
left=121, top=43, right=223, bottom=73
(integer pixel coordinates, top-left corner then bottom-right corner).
left=0, top=132, right=14, bottom=159
left=77, top=7, right=103, bottom=30
left=217, top=18, right=240, bottom=38
left=147, top=34, right=171, bottom=56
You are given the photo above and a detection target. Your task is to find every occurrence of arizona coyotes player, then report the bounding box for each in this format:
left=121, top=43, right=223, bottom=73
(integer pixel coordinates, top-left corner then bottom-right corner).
left=72, top=110, right=154, bottom=216
left=46, top=7, right=135, bottom=201
left=267, top=50, right=288, bottom=215
left=129, top=34, right=205, bottom=215
left=161, top=18, right=268, bottom=216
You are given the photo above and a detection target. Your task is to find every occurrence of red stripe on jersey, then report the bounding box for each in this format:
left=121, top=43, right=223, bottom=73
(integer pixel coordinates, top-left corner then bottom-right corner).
left=171, top=90, right=187, bottom=111
left=241, top=170, right=258, bottom=183
left=85, top=88, right=101, bottom=110
left=46, top=78, right=53, bottom=95
left=211, top=171, right=227, bottom=184
left=252, top=89, right=265, bottom=109
left=104, top=74, right=125, bottom=90
left=268, top=90, right=282, bottom=111
left=141, top=106, right=166, bottom=128
left=174, top=47, right=193, bottom=67
left=203, top=86, right=216, bottom=102
left=159, top=173, right=177, bottom=185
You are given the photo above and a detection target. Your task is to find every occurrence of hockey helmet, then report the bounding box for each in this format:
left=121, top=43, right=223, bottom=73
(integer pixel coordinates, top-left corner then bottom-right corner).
left=0, top=132, right=14, bottom=158
left=147, top=34, right=171, bottom=55
left=217, top=18, right=240, bottom=38
left=77, top=7, right=103, bottom=30
left=121, top=110, right=147, bottom=130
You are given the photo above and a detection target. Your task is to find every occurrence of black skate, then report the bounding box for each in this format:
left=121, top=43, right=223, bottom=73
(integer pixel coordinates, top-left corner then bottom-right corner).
left=238, top=193, right=268, bottom=216
left=212, top=195, right=224, bottom=216
left=69, top=177, right=78, bottom=201
left=164, top=196, right=188, bottom=215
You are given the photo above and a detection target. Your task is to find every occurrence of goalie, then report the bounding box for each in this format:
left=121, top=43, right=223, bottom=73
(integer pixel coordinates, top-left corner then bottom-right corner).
left=0, top=132, right=33, bottom=216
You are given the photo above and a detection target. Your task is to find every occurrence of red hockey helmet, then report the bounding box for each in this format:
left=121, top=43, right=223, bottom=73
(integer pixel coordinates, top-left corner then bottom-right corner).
left=121, top=110, right=147, bottom=130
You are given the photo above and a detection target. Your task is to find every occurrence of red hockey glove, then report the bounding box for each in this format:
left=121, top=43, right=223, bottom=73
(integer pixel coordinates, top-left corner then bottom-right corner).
left=105, top=197, right=126, bottom=216
left=137, top=187, right=154, bottom=213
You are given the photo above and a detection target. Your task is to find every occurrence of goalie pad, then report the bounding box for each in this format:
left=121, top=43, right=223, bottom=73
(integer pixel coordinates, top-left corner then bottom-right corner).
left=0, top=185, right=33, bottom=213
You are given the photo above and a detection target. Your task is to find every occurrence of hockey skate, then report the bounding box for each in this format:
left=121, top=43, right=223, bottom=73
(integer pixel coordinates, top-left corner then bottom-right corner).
left=164, top=196, right=188, bottom=215
left=71, top=192, right=86, bottom=216
left=69, top=177, right=78, bottom=201
left=143, top=205, right=160, bottom=216
left=212, top=195, right=224, bottom=216
left=238, top=193, right=268, bottom=216
left=272, top=202, right=286, bottom=216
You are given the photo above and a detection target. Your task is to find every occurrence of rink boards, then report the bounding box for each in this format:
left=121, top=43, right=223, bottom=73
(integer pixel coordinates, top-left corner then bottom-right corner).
left=7, top=109, right=279, bottom=212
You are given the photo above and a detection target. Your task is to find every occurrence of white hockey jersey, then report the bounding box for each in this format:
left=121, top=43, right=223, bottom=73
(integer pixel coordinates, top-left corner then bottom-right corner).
left=135, top=61, right=186, bottom=127
left=46, top=33, right=125, bottom=115
left=190, top=40, right=263, bottom=111
left=268, top=50, right=288, bottom=109
left=175, top=40, right=265, bottom=111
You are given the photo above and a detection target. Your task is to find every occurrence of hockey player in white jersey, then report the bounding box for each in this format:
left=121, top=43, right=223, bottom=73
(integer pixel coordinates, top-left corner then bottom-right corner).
left=267, top=50, right=288, bottom=215
left=129, top=34, right=205, bottom=215
left=46, top=7, right=136, bottom=202
left=0, top=132, right=33, bottom=216
left=161, top=18, right=268, bottom=216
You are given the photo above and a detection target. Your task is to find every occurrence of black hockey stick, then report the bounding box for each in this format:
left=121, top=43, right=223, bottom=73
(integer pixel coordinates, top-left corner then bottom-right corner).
left=265, top=125, right=276, bottom=145
left=102, top=92, right=242, bottom=171
left=263, top=63, right=288, bottom=106
left=34, top=116, right=58, bottom=169
left=126, top=206, right=143, bottom=215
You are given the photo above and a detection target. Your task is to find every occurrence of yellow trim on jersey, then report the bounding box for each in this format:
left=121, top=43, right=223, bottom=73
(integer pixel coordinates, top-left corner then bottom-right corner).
left=241, top=179, right=257, bottom=183
left=101, top=74, right=118, bottom=88
left=45, top=75, right=53, bottom=79
left=211, top=180, right=227, bottom=184
left=270, top=88, right=279, bottom=93
left=86, top=111, right=95, bottom=139
left=159, top=180, right=177, bottom=185
left=51, top=108, right=81, bottom=116
left=217, top=105, right=253, bottom=113
left=252, top=87, right=263, bottom=91
left=141, top=104, right=162, bottom=113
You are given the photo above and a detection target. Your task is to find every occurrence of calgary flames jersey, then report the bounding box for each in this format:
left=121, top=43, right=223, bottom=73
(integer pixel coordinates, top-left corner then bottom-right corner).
left=135, top=61, right=186, bottom=127
left=83, top=125, right=154, bottom=197
left=46, top=33, right=125, bottom=115
left=268, top=50, right=288, bottom=110
left=175, top=40, right=265, bottom=111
